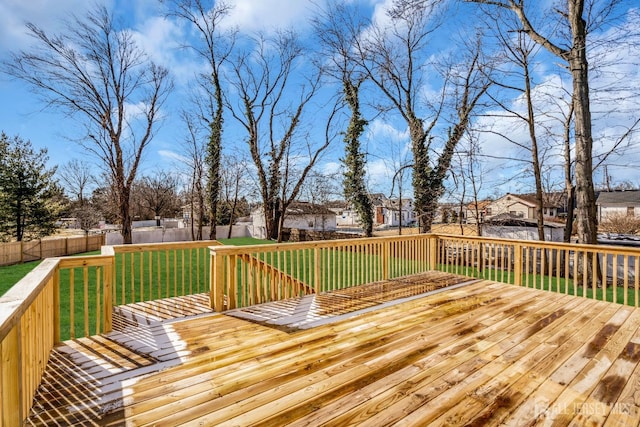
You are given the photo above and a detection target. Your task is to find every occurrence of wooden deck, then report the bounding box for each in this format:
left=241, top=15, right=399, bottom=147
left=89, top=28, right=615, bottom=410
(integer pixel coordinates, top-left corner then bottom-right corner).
left=26, top=274, right=640, bottom=426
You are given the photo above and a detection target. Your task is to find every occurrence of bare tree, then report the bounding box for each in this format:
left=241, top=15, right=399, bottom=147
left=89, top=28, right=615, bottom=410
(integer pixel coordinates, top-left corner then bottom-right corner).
left=355, top=0, right=490, bottom=232
left=58, top=158, right=100, bottom=234
left=299, top=171, right=342, bottom=205
left=219, top=154, right=252, bottom=238
left=132, top=170, right=182, bottom=221
left=165, top=0, right=236, bottom=240
left=227, top=31, right=329, bottom=241
left=4, top=6, right=172, bottom=244
left=452, top=130, right=486, bottom=236
left=466, top=0, right=619, bottom=245
left=181, top=112, right=207, bottom=240
left=480, top=13, right=548, bottom=240
left=58, top=159, right=94, bottom=204
left=313, top=1, right=375, bottom=236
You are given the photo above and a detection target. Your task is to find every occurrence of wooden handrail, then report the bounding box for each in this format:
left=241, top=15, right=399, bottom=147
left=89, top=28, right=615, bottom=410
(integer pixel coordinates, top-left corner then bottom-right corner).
left=236, top=253, right=315, bottom=295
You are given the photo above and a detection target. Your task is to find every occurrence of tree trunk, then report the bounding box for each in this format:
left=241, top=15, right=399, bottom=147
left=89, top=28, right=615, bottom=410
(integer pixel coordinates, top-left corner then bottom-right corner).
left=569, top=4, right=598, bottom=245
left=120, top=187, right=133, bottom=244
left=409, top=118, right=430, bottom=233
left=523, top=57, right=546, bottom=241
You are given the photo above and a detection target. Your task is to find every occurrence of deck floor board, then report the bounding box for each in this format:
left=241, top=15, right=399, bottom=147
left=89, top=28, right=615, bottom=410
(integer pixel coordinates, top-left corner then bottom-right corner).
left=25, top=272, right=640, bottom=426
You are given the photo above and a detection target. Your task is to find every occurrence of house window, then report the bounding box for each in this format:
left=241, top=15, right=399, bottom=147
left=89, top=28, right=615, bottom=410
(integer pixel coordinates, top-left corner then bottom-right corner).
left=486, top=208, right=492, bottom=215
left=628, top=207, right=635, bottom=217
left=308, top=221, right=314, bottom=228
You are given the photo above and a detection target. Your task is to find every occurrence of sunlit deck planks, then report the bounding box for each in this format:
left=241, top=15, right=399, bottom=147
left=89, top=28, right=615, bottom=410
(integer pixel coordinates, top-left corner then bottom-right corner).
left=27, top=276, right=640, bottom=426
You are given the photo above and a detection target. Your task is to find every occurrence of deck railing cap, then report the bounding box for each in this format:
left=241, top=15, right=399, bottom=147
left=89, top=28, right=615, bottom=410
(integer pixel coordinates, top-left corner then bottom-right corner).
left=0, top=258, right=60, bottom=340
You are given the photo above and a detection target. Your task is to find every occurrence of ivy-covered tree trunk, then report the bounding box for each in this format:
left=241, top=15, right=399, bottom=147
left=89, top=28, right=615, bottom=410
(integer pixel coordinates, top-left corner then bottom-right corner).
left=342, top=81, right=373, bottom=237
left=207, top=97, right=223, bottom=241
left=408, top=116, right=431, bottom=233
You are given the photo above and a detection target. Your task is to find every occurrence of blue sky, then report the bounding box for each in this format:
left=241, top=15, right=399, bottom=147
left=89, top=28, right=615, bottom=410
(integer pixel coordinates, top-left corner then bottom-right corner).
left=1, top=0, right=639, bottom=202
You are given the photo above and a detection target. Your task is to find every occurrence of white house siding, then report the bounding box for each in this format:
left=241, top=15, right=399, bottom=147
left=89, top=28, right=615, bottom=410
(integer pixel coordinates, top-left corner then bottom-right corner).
left=598, top=206, right=639, bottom=221
left=284, top=215, right=337, bottom=231
left=336, top=210, right=360, bottom=226
left=482, top=226, right=564, bottom=242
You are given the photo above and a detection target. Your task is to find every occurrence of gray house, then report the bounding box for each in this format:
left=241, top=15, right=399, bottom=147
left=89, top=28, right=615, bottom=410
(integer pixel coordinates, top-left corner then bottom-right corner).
left=596, top=190, right=640, bottom=222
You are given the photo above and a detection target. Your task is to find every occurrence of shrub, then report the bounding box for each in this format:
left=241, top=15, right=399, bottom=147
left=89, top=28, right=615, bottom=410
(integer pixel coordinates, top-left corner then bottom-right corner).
left=598, top=213, right=640, bottom=235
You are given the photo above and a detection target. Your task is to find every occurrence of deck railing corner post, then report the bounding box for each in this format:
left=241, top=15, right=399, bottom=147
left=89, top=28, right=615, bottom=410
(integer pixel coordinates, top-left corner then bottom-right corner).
left=53, top=264, right=60, bottom=343
left=210, top=248, right=225, bottom=312
left=428, top=234, right=438, bottom=270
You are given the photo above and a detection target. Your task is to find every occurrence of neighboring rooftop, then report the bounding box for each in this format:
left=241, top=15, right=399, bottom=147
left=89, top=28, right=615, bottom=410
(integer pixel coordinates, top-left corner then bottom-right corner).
left=597, top=189, right=640, bottom=206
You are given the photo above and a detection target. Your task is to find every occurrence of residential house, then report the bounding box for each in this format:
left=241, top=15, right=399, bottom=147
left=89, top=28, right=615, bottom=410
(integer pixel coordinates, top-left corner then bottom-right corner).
left=596, top=190, right=640, bottom=222
left=251, top=201, right=337, bottom=239
left=462, top=200, right=492, bottom=224
left=485, top=192, right=566, bottom=221
left=325, top=201, right=360, bottom=227
left=328, top=195, right=416, bottom=229
left=370, top=193, right=416, bottom=228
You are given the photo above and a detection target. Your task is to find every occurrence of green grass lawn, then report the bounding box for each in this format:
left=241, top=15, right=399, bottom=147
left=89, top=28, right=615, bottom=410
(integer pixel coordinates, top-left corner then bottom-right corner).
left=0, top=260, right=43, bottom=296
left=1, top=238, right=273, bottom=340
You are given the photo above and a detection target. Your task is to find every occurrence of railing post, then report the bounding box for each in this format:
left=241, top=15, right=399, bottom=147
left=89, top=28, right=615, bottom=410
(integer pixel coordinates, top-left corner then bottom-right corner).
left=210, top=248, right=225, bottom=312
left=53, top=266, right=60, bottom=343
left=1, top=325, right=22, bottom=425
left=314, top=246, right=321, bottom=294
left=382, top=239, right=389, bottom=280
left=514, top=243, right=523, bottom=286
left=103, top=260, right=113, bottom=333
left=428, top=235, right=438, bottom=270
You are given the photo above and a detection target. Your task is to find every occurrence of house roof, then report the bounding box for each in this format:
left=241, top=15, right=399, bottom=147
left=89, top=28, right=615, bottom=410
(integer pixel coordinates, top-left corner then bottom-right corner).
left=596, top=190, right=640, bottom=206
left=324, top=200, right=349, bottom=210
left=285, top=202, right=336, bottom=216
left=465, top=200, right=492, bottom=210
left=499, top=192, right=566, bottom=208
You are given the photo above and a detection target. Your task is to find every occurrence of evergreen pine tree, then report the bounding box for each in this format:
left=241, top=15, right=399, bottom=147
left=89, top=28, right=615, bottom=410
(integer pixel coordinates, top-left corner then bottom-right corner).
left=0, top=132, right=63, bottom=241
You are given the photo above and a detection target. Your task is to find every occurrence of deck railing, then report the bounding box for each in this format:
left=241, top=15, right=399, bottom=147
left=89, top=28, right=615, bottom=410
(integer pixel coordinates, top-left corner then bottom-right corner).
left=209, top=235, right=435, bottom=311
left=434, top=234, right=640, bottom=306
left=5, top=233, right=640, bottom=423
left=107, top=240, right=220, bottom=307
left=0, top=241, right=217, bottom=424
left=209, top=234, right=640, bottom=311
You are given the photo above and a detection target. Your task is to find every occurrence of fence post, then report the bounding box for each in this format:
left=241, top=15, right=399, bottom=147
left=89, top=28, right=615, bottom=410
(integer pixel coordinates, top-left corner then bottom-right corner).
left=53, top=266, right=60, bottom=343
left=514, top=244, right=523, bottom=286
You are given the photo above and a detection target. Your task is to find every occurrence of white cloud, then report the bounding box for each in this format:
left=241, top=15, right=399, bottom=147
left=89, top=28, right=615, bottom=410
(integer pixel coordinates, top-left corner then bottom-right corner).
left=0, top=0, right=103, bottom=52
left=222, top=0, right=319, bottom=33
left=131, top=16, right=201, bottom=85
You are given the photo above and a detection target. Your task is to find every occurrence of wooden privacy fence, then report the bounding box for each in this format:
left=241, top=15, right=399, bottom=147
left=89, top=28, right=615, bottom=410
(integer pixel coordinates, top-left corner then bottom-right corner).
left=0, top=234, right=105, bottom=266
left=209, top=235, right=436, bottom=311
